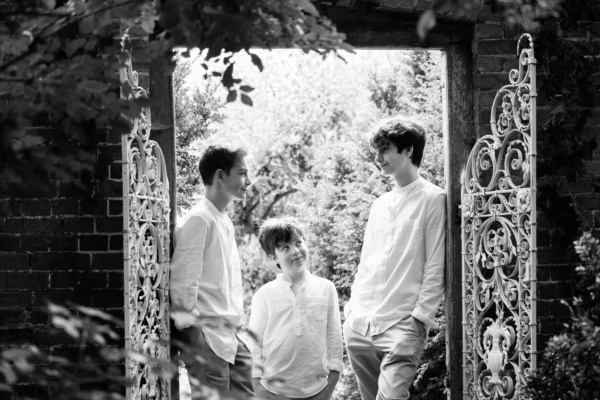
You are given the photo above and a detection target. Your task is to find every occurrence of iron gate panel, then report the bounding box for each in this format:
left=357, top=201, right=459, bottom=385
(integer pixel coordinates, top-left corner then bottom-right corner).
left=462, top=34, right=537, bottom=400
left=121, top=53, right=171, bottom=400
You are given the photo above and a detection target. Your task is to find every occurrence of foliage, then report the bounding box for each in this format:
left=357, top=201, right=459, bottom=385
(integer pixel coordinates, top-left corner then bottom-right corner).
left=525, top=232, right=600, bottom=399
left=174, top=55, right=225, bottom=214
left=0, top=0, right=349, bottom=194
left=176, top=48, right=446, bottom=399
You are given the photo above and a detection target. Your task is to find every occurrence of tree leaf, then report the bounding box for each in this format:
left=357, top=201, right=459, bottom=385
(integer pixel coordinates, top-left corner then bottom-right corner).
left=227, top=90, right=237, bottom=102
left=249, top=52, right=263, bottom=72
left=66, top=38, right=86, bottom=58
left=417, top=10, right=436, bottom=42
left=81, top=80, right=108, bottom=93
left=42, top=0, right=56, bottom=10
left=240, top=85, right=254, bottom=93
left=222, top=63, right=234, bottom=88
left=241, top=94, right=253, bottom=106
left=79, top=16, right=95, bottom=34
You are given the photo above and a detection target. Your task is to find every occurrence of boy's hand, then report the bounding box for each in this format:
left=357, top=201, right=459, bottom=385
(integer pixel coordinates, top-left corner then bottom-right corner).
left=316, top=370, right=340, bottom=400
left=182, top=325, right=205, bottom=346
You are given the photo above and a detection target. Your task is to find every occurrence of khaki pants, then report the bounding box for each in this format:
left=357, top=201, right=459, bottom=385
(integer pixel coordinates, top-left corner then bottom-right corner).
left=344, top=316, right=427, bottom=400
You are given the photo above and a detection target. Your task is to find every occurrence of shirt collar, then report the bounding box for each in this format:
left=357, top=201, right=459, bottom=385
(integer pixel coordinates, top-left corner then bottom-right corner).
left=201, top=196, right=224, bottom=217
left=276, top=270, right=312, bottom=287
left=396, top=176, right=422, bottom=194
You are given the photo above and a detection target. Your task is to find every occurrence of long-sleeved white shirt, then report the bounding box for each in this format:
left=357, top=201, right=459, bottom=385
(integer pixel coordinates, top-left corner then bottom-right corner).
left=169, top=197, right=244, bottom=364
left=345, top=176, right=446, bottom=335
left=249, top=272, right=344, bottom=398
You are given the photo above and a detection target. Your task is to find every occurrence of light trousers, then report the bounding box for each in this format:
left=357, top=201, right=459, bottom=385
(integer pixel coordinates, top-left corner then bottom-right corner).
left=344, top=315, right=427, bottom=400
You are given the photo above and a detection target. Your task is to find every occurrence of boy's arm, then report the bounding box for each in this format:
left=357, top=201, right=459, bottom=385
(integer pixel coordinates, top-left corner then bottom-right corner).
left=325, top=282, right=344, bottom=373
left=248, top=290, right=268, bottom=383
left=170, top=216, right=209, bottom=330
left=412, top=191, right=446, bottom=329
left=345, top=204, right=376, bottom=317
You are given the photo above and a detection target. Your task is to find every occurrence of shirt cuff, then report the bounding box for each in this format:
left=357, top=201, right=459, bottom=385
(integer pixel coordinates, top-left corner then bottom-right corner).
left=411, top=307, right=438, bottom=330
left=326, top=359, right=344, bottom=372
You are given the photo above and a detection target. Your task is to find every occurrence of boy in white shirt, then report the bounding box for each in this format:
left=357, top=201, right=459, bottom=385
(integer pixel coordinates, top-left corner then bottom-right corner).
left=344, top=118, right=446, bottom=400
left=249, top=217, right=343, bottom=400
left=170, top=145, right=253, bottom=396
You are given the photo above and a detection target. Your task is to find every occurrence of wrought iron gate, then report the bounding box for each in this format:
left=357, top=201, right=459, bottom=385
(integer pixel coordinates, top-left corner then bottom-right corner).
left=121, top=54, right=171, bottom=400
left=461, top=34, right=537, bottom=399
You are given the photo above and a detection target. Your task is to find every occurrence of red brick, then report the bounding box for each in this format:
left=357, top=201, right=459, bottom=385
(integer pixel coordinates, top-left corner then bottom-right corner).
left=62, top=217, right=94, bottom=233
left=30, top=253, right=91, bottom=271
left=21, top=234, right=49, bottom=252
left=108, top=272, right=123, bottom=289
left=474, top=40, right=517, bottom=56
left=0, top=328, right=33, bottom=345
left=0, top=199, right=22, bottom=217
left=109, top=163, right=123, bottom=180
left=0, top=234, right=20, bottom=252
left=109, top=235, right=123, bottom=251
left=33, top=327, right=76, bottom=346
left=99, top=180, right=122, bottom=198
left=476, top=56, right=504, bottom=72
left=538, top=281, right=574, bottom=300
left=6, top=272, right=49, bottom=290
left=0, top=291, right=32, bottom=308
left=22, top=200, right=51, bottom=217
left=475, top=73, right=508, bottom=90
left=108, top=200, right=123, bottom=216
left=547, top=300, right=572, bottom=317
left=51, top=199, right=79, bottom=216
left=475, top=23, right=503, bottom=39
left=575, top=193, right=600, bottom=209
left=2, top=218, right=24, bottom=233
left=95, top=217, right=122, bottom=233
left=23, top=218, right=62, bottom=234
left=0, top=253, right=29, bottom=271
left=79, top=272, right=109, bottom=289
left=0, top=310, right=27, bottom=326
left=79, top=235, right=109, bottom=251
left=32, top=290, right=93, bottom=307
left=80, top=197, right=107, bottom=216
left=48, top=234, right=78, bottom=251
left=92, top=289, right=123, bottom=308
left=58, top=180, right=94, bottom=198
left=91, top=253, right=123, bottom=271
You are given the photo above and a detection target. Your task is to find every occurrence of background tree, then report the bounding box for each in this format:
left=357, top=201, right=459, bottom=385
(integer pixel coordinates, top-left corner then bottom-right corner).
left=174, top=48, right=446, bottom=399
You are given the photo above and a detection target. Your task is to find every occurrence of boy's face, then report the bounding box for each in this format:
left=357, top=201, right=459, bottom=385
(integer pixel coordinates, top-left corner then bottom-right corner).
left=374, top=141, right=413, bottom=178
left=273, top=233, right=308, bottom=277
left=222, top=156, right=251, bottom=201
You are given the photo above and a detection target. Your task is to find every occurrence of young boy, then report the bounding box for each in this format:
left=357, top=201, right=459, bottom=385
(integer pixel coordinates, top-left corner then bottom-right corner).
left=249, top=217, right=343, bottom=400
left=344, top=118, right=446, bottom=400
left=169, top=145, right=254, bottom=396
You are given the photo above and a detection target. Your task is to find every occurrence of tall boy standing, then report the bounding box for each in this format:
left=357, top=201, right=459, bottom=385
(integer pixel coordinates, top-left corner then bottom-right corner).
left=170, top=145, right=253, bottom=396
left=344, top=118, right=446, bottom=400
left=249, top=217, right=343, bottom=400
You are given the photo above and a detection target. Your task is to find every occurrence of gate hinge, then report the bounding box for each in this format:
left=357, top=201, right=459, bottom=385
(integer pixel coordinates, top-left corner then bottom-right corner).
left=455, top=202, right=462, bottom=225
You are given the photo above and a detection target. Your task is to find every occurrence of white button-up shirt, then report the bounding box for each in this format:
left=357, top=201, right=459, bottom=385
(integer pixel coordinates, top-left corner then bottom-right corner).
left=169, top=197, right=244, bottom=364
left=346, top=176, right=446, bottom=335
left=249, top=273, right=344, bottom=398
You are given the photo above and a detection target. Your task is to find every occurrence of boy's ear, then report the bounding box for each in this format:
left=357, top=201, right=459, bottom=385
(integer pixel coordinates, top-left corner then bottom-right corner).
left=215, top=169, right=224, bottom=183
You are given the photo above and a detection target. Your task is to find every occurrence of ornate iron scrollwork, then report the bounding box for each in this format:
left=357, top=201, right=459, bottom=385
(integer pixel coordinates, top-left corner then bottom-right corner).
left=462, top=34, right=537, bottom=399
left=120, top=53, right=171, bottom=400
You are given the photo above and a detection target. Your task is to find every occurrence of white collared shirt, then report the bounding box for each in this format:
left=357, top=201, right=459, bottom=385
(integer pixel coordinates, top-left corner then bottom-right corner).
left=169, top=197, right=244, bottom=364
left=248, top=272, right=344, bottom=398
left=346, top=176, right=446, bottom=335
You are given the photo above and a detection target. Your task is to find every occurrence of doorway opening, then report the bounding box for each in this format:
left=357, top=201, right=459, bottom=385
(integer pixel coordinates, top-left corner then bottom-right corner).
left=172, top=48, right=450, bottom=400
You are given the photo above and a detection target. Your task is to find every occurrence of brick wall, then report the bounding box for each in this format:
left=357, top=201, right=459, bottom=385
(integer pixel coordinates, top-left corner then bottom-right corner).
left=472, top=16, right=600, bottom=344
left=0, top=126, right=125, bottom=396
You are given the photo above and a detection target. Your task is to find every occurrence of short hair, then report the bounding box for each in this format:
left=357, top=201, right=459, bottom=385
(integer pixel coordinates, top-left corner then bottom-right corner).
left=258, top=217, right=306, bottom=259
left=198, top=145, right=247, bottom=186
left=369, top=117, right=427, bottom=167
